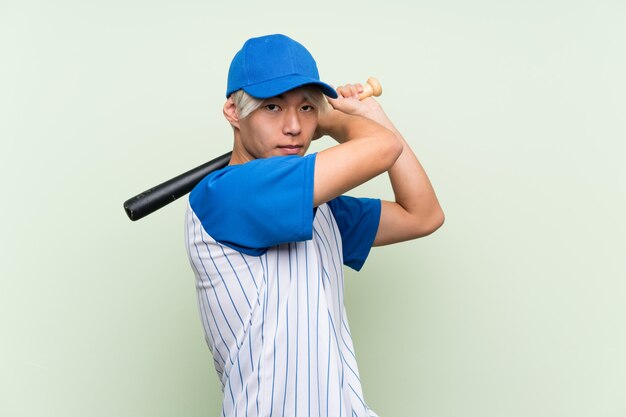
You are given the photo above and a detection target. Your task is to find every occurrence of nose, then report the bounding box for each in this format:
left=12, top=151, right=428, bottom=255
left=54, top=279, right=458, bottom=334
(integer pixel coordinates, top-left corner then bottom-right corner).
left=282, top=107, right=301, bottom=136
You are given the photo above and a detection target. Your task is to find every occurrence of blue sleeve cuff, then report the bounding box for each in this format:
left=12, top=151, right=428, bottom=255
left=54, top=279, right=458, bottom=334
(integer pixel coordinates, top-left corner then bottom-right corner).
left=327, top=196, right=381, bottom=271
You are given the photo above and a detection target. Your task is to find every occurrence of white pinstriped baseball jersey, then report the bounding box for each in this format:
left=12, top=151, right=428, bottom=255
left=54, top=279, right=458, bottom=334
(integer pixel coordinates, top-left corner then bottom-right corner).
left=185, top=154, right=380, bottom=417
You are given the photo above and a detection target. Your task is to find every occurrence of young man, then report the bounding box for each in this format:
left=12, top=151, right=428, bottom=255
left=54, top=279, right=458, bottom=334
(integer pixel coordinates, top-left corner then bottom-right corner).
left=185, top=34, right=444, bottom=417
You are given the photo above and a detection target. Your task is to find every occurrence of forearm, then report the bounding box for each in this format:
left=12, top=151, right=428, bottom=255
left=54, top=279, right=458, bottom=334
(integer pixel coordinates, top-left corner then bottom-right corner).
left=313, top=109, right=402, bottom=207
left=365, top=108, right=444, bottom=237
left=323, top=82, right=444, bottom=242
left=388, top=127, right=444, bottom=227
left=317, top=108, right=389, bottom=144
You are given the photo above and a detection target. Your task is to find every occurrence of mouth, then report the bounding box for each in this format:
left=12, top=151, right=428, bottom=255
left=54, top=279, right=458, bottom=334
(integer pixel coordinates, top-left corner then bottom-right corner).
left=277, top=145, right=303, bottom=155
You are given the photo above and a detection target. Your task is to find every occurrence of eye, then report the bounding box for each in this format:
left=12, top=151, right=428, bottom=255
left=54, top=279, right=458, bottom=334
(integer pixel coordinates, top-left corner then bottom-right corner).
left=301, top=104, right=315, bottom=112
left=264, top=104, right=280, bottom=112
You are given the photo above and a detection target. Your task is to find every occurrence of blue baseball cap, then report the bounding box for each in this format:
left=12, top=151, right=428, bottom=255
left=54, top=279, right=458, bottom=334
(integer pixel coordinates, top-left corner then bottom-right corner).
left=226, top=34, right=338, bottom=99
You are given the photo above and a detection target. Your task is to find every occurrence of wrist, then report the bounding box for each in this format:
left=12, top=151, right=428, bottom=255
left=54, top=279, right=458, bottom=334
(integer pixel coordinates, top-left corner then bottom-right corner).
left=316, top=109, right=352, bottom=142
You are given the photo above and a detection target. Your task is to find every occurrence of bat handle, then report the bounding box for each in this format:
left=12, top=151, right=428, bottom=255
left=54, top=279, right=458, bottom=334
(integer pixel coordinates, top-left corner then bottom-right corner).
left=358, top=77, right=383, bottom=100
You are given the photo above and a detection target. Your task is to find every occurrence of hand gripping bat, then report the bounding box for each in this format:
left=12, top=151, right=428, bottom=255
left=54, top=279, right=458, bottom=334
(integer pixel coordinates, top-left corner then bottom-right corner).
left=123, top=77, right=383, bottom=221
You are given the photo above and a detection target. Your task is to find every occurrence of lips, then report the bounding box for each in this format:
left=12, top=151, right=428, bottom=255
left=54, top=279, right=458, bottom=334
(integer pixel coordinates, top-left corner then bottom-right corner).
left=277, top=145, right=302, bottom=155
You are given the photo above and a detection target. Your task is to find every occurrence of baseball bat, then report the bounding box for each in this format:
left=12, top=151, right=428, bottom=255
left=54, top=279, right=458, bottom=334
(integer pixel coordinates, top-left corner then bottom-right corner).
left=123, top=77, right=383, bottom=221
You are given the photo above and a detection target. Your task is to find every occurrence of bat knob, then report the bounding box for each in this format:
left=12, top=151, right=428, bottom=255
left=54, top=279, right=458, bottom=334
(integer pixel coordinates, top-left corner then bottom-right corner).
left=359, top=77, right=383, bottom=100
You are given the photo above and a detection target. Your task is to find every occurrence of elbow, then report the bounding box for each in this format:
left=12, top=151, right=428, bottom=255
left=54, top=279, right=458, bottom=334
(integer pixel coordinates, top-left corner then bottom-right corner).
left=381, top=132, right=403, bottom=171
left=412, top=207, right=445, bottom=239
left=427, top=208, right=445, bottom=235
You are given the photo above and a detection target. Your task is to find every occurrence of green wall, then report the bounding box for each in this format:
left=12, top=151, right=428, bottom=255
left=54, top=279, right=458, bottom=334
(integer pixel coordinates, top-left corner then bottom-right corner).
left=2, top=0, right=625, bottom=416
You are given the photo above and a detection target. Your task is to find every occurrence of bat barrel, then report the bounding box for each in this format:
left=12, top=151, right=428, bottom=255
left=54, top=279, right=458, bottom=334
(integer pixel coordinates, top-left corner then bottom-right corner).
left=123, top=151, right=232, bottom=221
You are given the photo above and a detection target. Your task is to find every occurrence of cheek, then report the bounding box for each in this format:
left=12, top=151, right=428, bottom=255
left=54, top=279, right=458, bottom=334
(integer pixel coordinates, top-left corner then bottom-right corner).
left=238, top=118, right=252, bottom=137
left=241, top=123, right=277, bottom=155
left=240, top=117, right=267, bottom=143
left=303, top=114, right=319, bottom=135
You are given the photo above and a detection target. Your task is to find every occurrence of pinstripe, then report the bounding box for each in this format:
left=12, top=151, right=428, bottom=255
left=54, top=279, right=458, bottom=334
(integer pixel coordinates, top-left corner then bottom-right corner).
left=316, top=247, right=322, bottom=417
left=294, top=243, right=301, bottom=416
left=226, top=366, right=236, bottom=414
left=328, top=312, right=366, bottom=413
left=318, top=207, right=348, bottom=417
left=238, top=252, right=260, bottom=295
left=317, top=207, right=345, bottom=321
left=342, top=333, right=358, bottom=361
left=348, top=383, right=367, bottom=411
left=221, top=246, right=253, bottom=310
left=197, top=290, right=226, bottom=370
left=342, top=316, right=353, bottom=337
left=205, top=241, right=246, bottom=327
left=268, top=245, right=282, bottom=417
left=185, top=202, right=379, bottom=417
left=197, top=290, right=227, bottom=381
left=326, top=319, right=331, bottom=417
left=189, top=245, right=224, bottom=367
left=256, top=253, right=268, bottom=417
left=306, top=239, right=312, bottom=417
left=317, top=206, right=342, bottom=266
left=236, top=344, right=245, bottom=397
left=313, top=224, right=342, bottom=314
left=190, top=214, right=235, bottom=370
left=339, top=361, right=344, bottom=417
left=196, top=229, right=239, bottom=341
left=281, top=301, right=290, bottom=417
left=324, top=210, right=350, bottom=372
left=313, top=234, right=331, bottom=292
left=245, top=382, right=249, bottom=417
left=248, top=324, right=254, bottom=371
left=280, top=244, right=292, bottom=417
left=327, top=312, right=349, bottom=376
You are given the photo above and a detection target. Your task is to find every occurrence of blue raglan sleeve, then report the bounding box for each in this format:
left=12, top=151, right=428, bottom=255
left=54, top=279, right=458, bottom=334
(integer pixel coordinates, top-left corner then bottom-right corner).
left=189, top=154, right=316, bottom=255
left=327, top=196, right=381, bottom=271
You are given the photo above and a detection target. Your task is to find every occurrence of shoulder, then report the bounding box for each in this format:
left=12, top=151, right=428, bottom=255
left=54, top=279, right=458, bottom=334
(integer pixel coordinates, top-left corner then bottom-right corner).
left=188, top=154, right=318, bottom=254
left=192, top=153, right=316, bottom=196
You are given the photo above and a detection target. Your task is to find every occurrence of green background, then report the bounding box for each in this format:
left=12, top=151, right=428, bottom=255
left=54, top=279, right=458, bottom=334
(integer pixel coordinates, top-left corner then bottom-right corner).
left=2, top=0, right=625, bottom=416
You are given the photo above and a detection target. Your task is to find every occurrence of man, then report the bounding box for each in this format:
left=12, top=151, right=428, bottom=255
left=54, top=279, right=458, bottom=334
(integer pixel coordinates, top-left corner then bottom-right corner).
left=185, top=33, right=444, bottom=417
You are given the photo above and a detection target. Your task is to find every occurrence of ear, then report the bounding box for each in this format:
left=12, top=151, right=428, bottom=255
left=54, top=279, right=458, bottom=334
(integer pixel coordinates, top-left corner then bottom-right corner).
left=223, top=97, right=240, bottom=129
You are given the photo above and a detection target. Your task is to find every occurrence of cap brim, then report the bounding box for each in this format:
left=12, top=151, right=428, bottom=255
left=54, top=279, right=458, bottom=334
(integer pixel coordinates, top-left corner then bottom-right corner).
left=242, top=75, right=338, bottom=99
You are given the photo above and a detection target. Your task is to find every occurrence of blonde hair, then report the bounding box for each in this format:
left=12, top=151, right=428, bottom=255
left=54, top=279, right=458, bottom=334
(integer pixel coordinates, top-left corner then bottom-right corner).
left=230, top=86, right=328, bottom=119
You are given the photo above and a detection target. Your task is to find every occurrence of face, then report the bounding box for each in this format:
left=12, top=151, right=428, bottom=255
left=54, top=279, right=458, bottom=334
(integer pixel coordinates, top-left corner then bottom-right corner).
left=231, top=88, right=319, bottom=162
